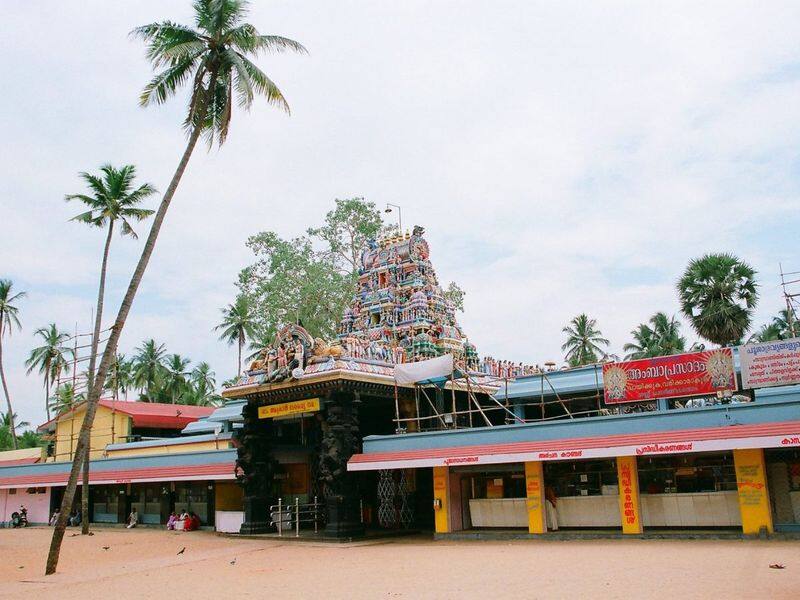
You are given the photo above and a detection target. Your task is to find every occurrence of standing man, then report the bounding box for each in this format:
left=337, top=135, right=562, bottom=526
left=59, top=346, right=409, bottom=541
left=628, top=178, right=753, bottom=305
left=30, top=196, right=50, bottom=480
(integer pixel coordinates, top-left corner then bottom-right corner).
left=545, top=485, right=559, bottom=531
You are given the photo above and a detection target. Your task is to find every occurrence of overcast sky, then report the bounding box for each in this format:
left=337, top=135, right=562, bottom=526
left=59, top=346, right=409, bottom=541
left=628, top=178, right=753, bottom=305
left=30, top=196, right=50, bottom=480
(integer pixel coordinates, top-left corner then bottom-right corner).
left=2, top=1, right=799, bottom=427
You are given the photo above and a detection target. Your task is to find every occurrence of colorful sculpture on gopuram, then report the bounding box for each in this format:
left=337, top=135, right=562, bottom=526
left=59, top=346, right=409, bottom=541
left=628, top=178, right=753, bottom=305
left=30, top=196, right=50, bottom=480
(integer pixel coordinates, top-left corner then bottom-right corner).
left=236, top=225, right=481, bottom=387
left=338, top=225, right=478, bottom=367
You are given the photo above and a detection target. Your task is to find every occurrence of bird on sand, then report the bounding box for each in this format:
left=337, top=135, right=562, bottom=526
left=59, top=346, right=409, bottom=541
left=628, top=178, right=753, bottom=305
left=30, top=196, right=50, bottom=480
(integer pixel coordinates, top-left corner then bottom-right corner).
left=177, top=547, right=186, bottom=555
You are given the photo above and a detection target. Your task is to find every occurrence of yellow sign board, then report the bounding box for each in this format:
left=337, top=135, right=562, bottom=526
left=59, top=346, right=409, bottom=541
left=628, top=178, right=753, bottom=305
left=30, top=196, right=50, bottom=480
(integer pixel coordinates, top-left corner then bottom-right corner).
left=258, top=398, right=321, bottom=419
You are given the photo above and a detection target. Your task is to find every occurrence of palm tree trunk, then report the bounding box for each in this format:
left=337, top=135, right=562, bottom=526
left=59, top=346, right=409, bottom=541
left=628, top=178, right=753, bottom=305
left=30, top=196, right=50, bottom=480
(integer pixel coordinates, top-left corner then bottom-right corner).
left=45, top=373, right=51, bottom=423
left=238, top=335, right=243, bottom=376
left=0, top=320, right=17, bottom=450
left=45, top=89, right=211, bottom=575
left=81, top=220, right=114, bottom=535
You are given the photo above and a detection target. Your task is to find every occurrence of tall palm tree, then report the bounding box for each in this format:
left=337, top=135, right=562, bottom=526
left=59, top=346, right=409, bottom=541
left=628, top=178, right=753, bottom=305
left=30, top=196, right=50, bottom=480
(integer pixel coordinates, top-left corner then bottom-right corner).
left=623, top=312, right=686, bottom=359
left=163, top=354, right=191, bottom=404
left=0, top=280, right=25, bottom=450
left=561, top=313, right=609, bottom=367
left=188, top=361, right=221, bottom=406
left=65, top=164, right=156, bottom=391
left=67, top=165, right=157, bottom=535
left=1, top=412, right=30, bottom=434
left=215, top=294, right=257, bottom=375
left=48, top=383, right=84, bottom=416
left=46, top=1, right=305, bottom=573
left=677, top=253, right=758, bottom=346
left=25, top=324, right=73, bottom=421
left=132, top=340, right=167, bottom=401
left=105, top=354, right=135, bottom=400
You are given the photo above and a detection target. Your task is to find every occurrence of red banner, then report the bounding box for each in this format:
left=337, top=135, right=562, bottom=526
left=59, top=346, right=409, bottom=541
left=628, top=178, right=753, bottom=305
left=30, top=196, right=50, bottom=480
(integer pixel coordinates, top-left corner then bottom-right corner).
left=603, top=349, right=737, bottom=404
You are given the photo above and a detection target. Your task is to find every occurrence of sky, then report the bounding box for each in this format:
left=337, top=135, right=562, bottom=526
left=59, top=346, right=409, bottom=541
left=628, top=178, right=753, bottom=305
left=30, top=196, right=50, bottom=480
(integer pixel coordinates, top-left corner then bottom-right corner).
left=2, top=1, right=799, bottom=428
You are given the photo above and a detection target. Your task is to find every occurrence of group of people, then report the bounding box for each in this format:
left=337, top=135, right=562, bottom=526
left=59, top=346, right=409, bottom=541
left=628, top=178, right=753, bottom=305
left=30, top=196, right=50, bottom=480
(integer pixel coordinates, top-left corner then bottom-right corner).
left=124, top=508, right=202, bottom=531
left=480, top=357, right=544, bottom=378
left=47, top=508, right=81, bottom=527
left=166, top=510, right=201, bottom=531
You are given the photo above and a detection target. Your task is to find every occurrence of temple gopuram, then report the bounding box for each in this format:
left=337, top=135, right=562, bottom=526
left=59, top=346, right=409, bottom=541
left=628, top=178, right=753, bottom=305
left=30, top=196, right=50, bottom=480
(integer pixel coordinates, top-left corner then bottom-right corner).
left=223, top=226, right=495, bottom=536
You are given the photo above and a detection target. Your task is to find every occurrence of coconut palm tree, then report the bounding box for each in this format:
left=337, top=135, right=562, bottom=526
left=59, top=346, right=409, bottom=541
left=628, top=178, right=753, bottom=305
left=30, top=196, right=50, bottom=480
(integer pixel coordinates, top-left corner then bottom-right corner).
left=677, top=253, right=758, bottom=346
left=105, top=354, right=135, bottom=400
left=188, top=362, right=222, bottom=406
left=561, top=314, right=609, bottom=367
left=25, top=324, right=73, bottom=421
left=67, top=166, right=157, bottom=535
left=623, top=312, right=686, bottom=359
left=163, top=354, right=192, bottom=404
left=48, top=383, right=84, bottom=416
left=1, top=412, right=30, bottom=435
left=65, top=164, right=156, bottom=391
left=215, top=294, right=257, bottom=375
left=132, top=340, right=167, bottom=401
left=0, top=280, right=25, bottom=450
left=46, top=1, right=305, bottom=573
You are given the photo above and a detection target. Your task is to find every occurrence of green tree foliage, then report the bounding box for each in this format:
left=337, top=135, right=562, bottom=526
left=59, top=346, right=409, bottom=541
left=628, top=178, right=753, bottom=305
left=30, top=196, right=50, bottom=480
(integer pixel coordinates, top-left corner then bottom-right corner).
left=677, top=253, right=758, bottom=346
left=214, top=294, right=257, bottom=375
left=48, top=383, right=85, bottom=417
left=561, top=313, right=609, bottom=367
left=748, top=309, right=798, bottom=343
left=126, top=340, right=221, bottom=405
left=238, top=197, right=459, bottom=343
left=25, top=324, right=73, bottom=421
left=238, top=231, right=352, bottom=341
left=623, top=312, right=686, bottom=359
left=132, top=339, right=168, bottom=401
left=307, top=197, right=386, bottom=273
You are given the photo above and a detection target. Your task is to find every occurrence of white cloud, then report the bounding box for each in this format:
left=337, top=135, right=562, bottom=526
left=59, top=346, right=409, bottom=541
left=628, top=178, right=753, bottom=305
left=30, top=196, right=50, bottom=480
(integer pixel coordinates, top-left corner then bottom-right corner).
left=2, top=1, right=800, bottom=427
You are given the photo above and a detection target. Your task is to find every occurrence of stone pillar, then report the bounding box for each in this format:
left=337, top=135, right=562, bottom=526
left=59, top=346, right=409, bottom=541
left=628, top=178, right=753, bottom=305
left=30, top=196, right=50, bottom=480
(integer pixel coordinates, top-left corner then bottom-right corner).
left=433, top=466, right=451, bottom=533
left=524, top=461, right=546, bottom=534
left=319, top=392, right=365, bottom=538
left=616, top=456, right=643, bottom=534
left=734, top=448, right=773, bottom=535
left=236, top=402, right=278, bottom=534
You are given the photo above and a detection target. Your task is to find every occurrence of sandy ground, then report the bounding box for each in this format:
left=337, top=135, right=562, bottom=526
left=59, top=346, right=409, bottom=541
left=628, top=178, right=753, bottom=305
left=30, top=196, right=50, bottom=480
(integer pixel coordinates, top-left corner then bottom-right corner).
left=0, top=528, right=798, bottom=599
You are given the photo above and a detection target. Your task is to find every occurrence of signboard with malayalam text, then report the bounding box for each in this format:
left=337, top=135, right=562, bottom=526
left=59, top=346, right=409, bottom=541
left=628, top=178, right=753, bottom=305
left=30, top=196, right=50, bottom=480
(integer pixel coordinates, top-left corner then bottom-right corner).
left=258, top=398, right=321, bottom=419
left=602, top=349, right=737, bottom=404
left=739, top=338, right=800, bottom=390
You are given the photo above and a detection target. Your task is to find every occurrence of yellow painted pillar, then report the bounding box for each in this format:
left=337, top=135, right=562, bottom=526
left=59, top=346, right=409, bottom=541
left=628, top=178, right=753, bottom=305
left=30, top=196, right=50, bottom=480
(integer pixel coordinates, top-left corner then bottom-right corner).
left=734, top=448, right=773, bottom=534
left=616, top=456, right=643, bottom=534
left=524, top=461, right=546, bottom=534
left=433, top=466, right=451, bottom=533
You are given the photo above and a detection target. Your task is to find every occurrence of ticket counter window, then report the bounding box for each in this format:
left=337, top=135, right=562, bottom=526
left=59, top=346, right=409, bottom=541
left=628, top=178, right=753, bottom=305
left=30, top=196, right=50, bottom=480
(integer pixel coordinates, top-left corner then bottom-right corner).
left=469, top=472, right=526, bottom=499
left=545, top=459, right=619, bottom=497
left=637, top=452, right=741, bottom=528
left=637, top=452, right=737, bottom=494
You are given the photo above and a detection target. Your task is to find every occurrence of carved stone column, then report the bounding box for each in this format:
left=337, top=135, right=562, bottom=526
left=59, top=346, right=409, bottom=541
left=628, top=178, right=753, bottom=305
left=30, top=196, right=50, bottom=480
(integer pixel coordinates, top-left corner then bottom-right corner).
left=235, top=402, right=279, bottom=534
left=318, top=391, right=365, bottom=538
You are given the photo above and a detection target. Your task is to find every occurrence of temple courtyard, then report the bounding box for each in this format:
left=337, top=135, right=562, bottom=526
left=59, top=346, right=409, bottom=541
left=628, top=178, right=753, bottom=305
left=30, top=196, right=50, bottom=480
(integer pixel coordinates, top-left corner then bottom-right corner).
left=0, top=528, right=797, bottom=598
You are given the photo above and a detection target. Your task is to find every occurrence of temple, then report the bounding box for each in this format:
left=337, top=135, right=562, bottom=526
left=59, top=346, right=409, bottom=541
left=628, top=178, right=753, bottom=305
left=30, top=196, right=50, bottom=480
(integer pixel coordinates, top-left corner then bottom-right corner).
left=2, top=226, right=799, bottom=538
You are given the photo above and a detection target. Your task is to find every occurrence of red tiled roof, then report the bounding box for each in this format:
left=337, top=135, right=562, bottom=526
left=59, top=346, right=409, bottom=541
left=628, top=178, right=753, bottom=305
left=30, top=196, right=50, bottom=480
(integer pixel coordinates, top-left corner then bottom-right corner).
left=38, top=400, right=214, bottom=432
left=0, top=462, right=234, bottom=488
left=98, top=400, right=214, bottom=428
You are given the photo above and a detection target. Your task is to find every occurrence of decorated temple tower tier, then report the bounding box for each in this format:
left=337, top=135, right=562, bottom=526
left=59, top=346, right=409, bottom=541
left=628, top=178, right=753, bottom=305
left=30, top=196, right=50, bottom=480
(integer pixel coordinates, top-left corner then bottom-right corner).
left=336, top=226, right=475, bottom=365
